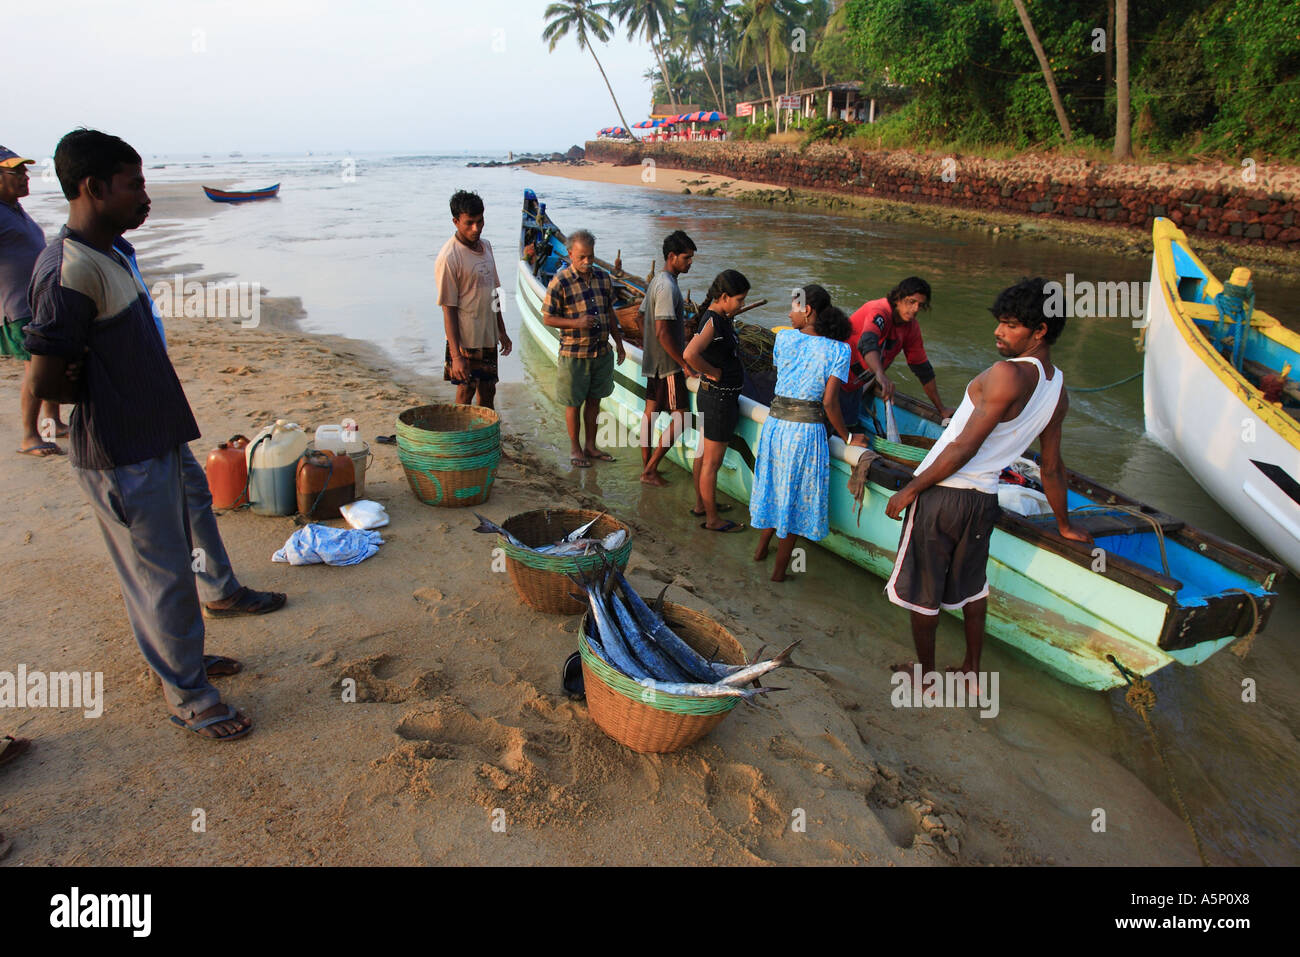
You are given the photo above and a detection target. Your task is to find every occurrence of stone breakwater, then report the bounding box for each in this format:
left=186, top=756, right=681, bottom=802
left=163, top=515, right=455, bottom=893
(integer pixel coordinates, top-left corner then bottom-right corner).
left=587, top=141, right=1300, bottom=250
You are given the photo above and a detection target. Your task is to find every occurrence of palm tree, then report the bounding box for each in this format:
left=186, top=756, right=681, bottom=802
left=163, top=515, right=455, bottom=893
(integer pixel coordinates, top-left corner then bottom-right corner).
left=1010, top=0, right=1072, bottom=142
left=735, top=0, right=789, bottom=130
left=542, top=0, right=636, bottom=140
left=610, top=0, right=681, bottom=108
left=675, top=0, right=724, bottom=112
left=1113, top=0, right=1132, bottom=159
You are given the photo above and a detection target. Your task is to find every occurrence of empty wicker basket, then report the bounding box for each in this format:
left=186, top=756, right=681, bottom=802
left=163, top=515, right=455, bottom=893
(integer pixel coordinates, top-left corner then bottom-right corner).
left=397, top=404, right=500, bottom=507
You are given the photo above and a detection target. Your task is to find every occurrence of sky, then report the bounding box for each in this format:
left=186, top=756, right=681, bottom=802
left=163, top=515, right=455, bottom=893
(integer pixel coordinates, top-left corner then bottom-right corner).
left=7, top=0, right=658, bottom=156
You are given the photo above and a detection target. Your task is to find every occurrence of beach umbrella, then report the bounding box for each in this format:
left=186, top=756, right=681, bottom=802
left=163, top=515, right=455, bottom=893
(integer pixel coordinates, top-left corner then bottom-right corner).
left=598, top=126, right=630, bottom=137
left=681, top=111, right=725, bottom=123
left=632, top=119, right=662, bottom=129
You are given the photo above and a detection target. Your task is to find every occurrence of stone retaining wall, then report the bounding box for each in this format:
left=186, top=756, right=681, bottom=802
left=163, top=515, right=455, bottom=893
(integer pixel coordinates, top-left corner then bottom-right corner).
left=586, top=141, right=1299, bottom=249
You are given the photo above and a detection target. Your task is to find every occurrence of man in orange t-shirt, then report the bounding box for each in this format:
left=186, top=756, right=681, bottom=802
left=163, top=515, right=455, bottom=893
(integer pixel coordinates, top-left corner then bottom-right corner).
left=842, top=277, right=954, bottom=426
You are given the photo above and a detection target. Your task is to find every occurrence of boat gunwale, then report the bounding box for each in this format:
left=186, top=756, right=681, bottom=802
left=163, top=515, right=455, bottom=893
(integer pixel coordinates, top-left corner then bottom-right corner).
left=517, top=198, right=1283, bottom=611
left=1150, top=217, right=1300, bottom=452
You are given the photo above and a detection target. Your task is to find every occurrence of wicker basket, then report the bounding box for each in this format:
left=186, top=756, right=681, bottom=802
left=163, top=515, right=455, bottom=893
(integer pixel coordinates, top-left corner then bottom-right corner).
left=499, top=509, right=634, bottom=615
left=613, top=300, right=643, bottom=340
left=397, top=404, right=501, bottom=507
left=579, top=601, right=747, bottom=753
left=870, top=433, right=935, bottom=470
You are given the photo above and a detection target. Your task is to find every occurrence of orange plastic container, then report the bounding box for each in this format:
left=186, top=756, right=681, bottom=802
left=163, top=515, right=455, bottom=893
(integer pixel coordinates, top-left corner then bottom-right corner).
left=205, top=434, right=251, bottom=509
left=295, top=449, right=355, bottom=519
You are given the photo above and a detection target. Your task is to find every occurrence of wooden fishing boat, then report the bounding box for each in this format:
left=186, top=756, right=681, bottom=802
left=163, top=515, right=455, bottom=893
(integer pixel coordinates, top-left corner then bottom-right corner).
left=1145, top=218, right=1300, bottom=573
left=202, top=183, right=280, bottom=203
left=517, top=190, right=1282, bottom=690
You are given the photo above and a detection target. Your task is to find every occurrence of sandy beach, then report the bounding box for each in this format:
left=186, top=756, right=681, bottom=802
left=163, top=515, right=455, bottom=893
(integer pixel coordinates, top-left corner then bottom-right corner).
left=0, top=183, right=1230, bottom=866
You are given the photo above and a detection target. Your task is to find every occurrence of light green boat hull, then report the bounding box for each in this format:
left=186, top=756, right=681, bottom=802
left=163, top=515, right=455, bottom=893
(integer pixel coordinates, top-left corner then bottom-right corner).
left=516, top=263, right=1256, bottom=691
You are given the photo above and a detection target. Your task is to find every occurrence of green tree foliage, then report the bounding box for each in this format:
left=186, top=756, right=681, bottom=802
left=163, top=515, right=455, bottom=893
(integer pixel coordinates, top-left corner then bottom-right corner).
left=557, top=0, right=1298, bottom=158
left=841, top=0, right=1299, bottom=158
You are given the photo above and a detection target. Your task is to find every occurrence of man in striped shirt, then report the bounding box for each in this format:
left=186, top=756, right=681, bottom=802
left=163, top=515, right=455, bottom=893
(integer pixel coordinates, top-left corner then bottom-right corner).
left=26, top=129, right=251, bottom=742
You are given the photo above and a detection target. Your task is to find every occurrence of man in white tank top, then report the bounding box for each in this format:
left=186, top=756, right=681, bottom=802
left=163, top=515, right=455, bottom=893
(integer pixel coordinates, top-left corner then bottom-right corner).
left=883, top=278, right=1091, bottom=686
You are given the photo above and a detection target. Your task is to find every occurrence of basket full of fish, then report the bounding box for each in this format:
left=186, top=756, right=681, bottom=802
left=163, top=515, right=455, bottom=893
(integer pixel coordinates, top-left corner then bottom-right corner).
left=473, top=508, right=633, bottom=615
left=574, top=563, right=796, bottom=753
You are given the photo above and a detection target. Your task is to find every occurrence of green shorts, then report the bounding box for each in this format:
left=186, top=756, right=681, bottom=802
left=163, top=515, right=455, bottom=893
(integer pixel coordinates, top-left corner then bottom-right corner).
left=0, top=318, right=31, bottom=361
left=556, top=351, right=615, bottom=407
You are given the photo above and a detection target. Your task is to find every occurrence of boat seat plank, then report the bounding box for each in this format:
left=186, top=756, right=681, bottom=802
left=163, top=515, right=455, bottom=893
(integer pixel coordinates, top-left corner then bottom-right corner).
left=1021, top=511, right=1186, bottom=538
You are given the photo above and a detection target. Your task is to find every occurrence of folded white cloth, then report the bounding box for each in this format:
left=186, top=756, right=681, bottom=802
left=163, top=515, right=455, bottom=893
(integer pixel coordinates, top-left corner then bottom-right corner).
left=273, top=524, right=384, bottom=566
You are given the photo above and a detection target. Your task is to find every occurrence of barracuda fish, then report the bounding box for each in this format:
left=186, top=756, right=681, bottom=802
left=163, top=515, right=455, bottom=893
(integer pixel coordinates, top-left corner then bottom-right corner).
left=636, top=679, right=777, bottom=700
left=473, top=515, right=625, bottom=556
left=540, top=529, right=627, bottom=557
left=716, top=641, right=800, bottom=687
left=613, top=572, right=735, bottom=682
left=571, top=568, right=649, bottom=681
left=602, top=571, right=694, bottom=683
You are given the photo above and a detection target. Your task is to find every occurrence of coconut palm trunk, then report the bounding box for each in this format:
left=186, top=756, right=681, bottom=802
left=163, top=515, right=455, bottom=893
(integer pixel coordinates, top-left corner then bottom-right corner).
left=1011, top=0, right=1072, bottom=142
left=592, top=47, right=636, bottom=139
left=1114, top=0, right=1132, bottom=159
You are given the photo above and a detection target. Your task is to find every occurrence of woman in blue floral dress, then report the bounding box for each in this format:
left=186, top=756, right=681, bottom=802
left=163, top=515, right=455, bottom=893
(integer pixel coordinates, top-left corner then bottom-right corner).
left=750, top=287, right=866, bottom=580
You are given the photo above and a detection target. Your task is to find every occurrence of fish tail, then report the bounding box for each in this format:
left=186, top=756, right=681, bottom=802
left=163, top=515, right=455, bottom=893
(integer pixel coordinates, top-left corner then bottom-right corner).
left=773, top=640, right=801, bottom=665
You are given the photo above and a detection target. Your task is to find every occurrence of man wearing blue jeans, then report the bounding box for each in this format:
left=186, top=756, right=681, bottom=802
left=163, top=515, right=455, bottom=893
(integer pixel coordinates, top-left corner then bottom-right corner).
left=26, top=129, right=262, bottom=740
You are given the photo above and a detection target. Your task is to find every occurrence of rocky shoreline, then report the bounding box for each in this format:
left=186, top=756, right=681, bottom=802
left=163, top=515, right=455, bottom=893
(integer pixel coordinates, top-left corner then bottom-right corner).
left=584, top=140, right=1300, bottom=281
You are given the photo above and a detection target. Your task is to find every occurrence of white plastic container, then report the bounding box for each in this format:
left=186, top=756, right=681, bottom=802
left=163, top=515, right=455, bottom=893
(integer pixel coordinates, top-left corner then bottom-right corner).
left=311, top=421, right=370, bottom=495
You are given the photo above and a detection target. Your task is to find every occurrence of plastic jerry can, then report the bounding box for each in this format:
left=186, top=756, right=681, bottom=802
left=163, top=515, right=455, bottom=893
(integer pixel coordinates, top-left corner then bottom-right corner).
left=247, top=420, right=311, bottom=516
left=205, top=434, right=250, bottom=509
left=296, top=448, right=356, bottom=519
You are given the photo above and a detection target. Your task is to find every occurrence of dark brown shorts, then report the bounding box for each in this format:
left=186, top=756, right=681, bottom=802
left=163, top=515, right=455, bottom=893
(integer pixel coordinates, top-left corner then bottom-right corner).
left=645, top=371, right=688, bottom=413
left=444, top=343, right=499, bottom=386
left=885, top=484, right=1000, bottom=616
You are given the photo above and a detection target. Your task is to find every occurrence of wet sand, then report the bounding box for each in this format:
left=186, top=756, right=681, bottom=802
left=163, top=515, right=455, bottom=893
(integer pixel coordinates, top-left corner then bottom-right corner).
left=0, top=184, right=1221, bottom=865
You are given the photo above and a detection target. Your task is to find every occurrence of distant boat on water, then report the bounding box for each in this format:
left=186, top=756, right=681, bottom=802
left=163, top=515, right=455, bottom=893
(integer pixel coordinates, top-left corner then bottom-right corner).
left=203, top=184, right=280, bottom=203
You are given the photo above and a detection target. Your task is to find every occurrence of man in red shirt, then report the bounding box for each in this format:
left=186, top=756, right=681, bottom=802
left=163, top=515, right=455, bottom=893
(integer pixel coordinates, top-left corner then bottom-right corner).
left=843, top=277, right=954, bottom=425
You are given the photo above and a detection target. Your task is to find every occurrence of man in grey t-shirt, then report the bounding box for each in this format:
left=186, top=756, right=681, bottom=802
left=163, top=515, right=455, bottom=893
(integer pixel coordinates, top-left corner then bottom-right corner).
left=640, top=230, right=696, bottom=487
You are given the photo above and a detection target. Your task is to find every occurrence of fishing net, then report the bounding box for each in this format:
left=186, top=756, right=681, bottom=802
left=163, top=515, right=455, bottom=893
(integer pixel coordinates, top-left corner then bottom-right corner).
left=736, top=321, right=778, bottom=405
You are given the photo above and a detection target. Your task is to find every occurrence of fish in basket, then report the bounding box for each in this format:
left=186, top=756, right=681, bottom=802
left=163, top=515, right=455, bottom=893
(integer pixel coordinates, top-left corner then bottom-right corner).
left=573, top=563, right=797, bottom=753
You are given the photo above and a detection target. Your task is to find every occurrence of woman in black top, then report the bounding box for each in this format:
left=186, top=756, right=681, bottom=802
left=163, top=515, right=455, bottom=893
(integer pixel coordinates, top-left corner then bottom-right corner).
left=684, top=269, right=749, bottom=532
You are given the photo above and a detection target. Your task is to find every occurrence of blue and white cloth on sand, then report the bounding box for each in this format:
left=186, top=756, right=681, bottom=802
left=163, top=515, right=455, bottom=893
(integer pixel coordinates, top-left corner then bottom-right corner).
left=273, top=524, right=384, bottom=566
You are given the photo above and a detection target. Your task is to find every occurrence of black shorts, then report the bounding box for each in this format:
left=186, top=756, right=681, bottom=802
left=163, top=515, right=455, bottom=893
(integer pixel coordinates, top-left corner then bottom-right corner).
left=646, top=371, right=688, bottom=413
left=886, top=485, right=1000, bottom=616
left=444, top=343, right=499, bottom=386
left=696, top=385, right=740, bottom=442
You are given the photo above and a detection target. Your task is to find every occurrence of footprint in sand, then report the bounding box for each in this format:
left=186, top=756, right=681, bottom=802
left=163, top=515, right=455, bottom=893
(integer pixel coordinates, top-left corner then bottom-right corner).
left=332, top=653, right=446, bottom=703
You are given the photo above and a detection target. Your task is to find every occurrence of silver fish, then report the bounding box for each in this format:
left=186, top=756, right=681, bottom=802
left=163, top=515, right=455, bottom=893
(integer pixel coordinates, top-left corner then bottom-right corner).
left=571, top=569, right=648, bottom=681
left=614, top=572, right=731, bottom=682
left=606, top=579, right=693, bottom=683
left=562, top=513, right=605, bottom=542
left=717, top=641, right=801, bottom=687
left=636, top=679, right=776, bottom=700
left=472, top=512, right=526, bottom=548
